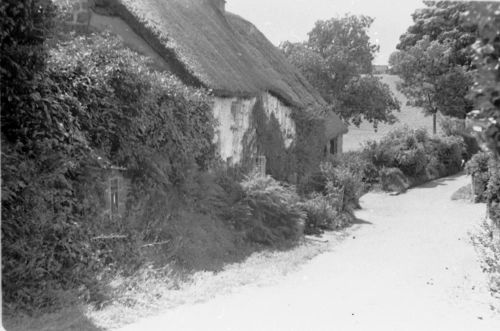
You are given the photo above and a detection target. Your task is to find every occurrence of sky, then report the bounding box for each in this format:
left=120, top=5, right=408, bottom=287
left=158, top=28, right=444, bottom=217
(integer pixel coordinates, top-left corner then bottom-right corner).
left=226, top=0, right=426, bottom=65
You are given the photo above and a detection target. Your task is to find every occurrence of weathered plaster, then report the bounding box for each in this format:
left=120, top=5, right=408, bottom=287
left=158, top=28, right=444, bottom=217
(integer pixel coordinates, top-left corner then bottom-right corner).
left=261, top=93, right=296, bottom=148
left=212, top=92, right=298, bottom=165
left=212, top=97, right=256, bottom=164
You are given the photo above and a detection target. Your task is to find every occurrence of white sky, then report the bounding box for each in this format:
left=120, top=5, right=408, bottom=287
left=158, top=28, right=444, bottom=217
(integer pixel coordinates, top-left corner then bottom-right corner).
left=227, top=0, right=426, bottom=65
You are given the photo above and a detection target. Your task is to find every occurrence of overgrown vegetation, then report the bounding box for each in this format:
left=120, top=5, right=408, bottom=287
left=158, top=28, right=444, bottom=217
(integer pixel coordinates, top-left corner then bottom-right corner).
left=362, top=127, right=465, bottom=185
left=281, top=14, right=401, bottom=130
left=466, top=152, right=500, bottom=227
left=2, top=0, right=489, bottom=320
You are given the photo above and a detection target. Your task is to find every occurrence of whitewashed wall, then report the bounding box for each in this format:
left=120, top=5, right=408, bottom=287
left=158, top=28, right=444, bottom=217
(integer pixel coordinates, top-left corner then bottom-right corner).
left=212, top=92, right=297, bottom=165
left=261, top=93, right=296, bottom=148
left=212, top=96, right=256, bottom=164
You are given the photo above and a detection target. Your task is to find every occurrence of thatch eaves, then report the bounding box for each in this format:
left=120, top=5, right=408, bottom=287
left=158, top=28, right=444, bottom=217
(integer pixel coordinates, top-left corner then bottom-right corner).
left=94, top=0, right=327, bottom=109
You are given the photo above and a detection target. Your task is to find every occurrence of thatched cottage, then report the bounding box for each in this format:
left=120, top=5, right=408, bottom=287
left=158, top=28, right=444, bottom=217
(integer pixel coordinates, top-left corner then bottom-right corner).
left=67, top=0, right=347, bottom=170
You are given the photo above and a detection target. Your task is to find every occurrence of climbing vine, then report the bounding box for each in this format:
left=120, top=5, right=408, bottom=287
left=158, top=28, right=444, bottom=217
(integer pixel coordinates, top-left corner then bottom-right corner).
left=240, top=97, right=327, bottom=184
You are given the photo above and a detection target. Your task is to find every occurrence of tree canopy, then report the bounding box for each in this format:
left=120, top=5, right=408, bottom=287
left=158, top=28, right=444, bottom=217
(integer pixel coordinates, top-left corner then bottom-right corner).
left=391, top=1, right=476, bottom=133
left=463, top=2, right=500, bottom=156
left=281, top=15, right=400, bottom=130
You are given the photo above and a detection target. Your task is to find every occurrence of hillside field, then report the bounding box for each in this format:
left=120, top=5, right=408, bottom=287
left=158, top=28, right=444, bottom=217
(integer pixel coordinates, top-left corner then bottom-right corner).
left=343, top=74, right=441, bottom=152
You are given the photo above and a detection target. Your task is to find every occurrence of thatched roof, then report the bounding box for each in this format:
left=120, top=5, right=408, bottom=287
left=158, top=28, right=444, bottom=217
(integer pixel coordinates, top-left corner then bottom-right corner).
left=95, top=0, right=327, bottom=109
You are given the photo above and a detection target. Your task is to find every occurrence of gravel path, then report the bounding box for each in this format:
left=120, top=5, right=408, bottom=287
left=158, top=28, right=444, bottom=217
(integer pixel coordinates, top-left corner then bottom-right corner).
left=118, top=174, right=500, bottom=331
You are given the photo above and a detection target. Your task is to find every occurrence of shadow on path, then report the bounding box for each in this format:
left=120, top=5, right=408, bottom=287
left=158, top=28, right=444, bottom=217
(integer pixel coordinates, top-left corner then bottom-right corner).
left=413, top=172, right=465, bottom=190
left=3, top=305, right=104, bottom=331
left=351, top=217, right=373, bottom=225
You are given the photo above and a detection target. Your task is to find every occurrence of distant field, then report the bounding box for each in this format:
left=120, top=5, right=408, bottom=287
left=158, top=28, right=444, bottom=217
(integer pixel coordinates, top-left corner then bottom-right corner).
left=343, top=74, right=441, bottom=152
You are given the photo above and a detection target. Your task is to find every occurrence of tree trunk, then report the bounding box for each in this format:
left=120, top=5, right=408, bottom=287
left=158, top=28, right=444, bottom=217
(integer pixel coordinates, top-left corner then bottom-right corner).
left=433, top=112, right=437, bottom=135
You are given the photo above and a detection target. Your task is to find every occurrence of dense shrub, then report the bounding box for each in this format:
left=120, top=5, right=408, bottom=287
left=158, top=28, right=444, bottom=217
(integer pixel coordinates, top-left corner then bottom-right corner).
left=240, top=173, right=305, bottom=246
left=331, top=151, right=379, bottom=190
left=466, top=152, right=492, bottom=202
left=465, top=152, right=500, bottom=226
left=362, top=127, right=465, bottom=187
left=296, top=161, right=361, bottom=234
left=379, top=167, right=409, bottom=193
left=299, top=193, right=339, bottom=234
left=487, top=168, right=500, bottom=227
left=1, top=29, right=217, bottom=312
left=320, top=163, right=364, bottom=213
left=440, top=116, right=480, bottom=160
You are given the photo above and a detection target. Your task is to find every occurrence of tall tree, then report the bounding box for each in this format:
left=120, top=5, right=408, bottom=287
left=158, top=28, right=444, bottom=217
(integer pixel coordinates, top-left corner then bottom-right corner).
left=391, top=37, right=473, bottom=134
left=281, top=15, right=400, bottom=130
left=393, top=1, right=477, bottom=134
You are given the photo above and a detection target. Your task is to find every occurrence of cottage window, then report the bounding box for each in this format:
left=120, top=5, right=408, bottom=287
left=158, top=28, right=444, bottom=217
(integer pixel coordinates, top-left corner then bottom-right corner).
left=110, top=178, right=119, bottom=215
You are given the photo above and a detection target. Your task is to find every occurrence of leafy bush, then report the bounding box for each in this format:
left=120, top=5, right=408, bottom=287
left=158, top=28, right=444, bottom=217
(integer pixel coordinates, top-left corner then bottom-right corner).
left=379, top=167, right=409, bottom=193
left=320, top=162, right=364, bottom=214
left=486, top=166, right=500, bottom=226
left=430, top=135, right=465, bottom=176
left=362, top=127, right=465, bottom=186
left=465, top=152, right=500, bottom=227
left=299, top=193, right=339, bottom=235
left=440, top=116, right=479, bottom=160
left=331, top=151, right=379, bottom=190
left=1, top=29, right=217, bottom=312
left=240, top=173, right=305, bottom=246
left=466, top=152, right=492, bottom=202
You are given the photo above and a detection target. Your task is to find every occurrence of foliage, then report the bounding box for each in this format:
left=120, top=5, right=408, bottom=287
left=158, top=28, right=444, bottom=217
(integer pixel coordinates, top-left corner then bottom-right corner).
left=379, top=167, right=410, bottom=193
left=394, top=1, right=477, bottom=134
left=292, top=108, right=328, bottom=183
left=363, top=127, right=465, bottom=185
left=245, top=98, right=297, bottom=182
left=297, top=160, right=363, bottom=234
left=240, top=174, right=305, bottom=246
left=336, top=75, right=400, bottom=130
left=330, top=151, right=379, bottom=191
left=440, top=115, right=479, bottom=160
left=392, top=37, right=473, bottom=134
left=1, top=28, right=216, bottom=312
left=299, top=193, right=340, bottom=235
left=281, top=15, right=400, bottom=129
left=463, top=2, right=500, bottom=157
left=465, top=151, right=500, bottom=226
left=308, top=15, right=378, bottom=80
left=320, top=162, right=364, bottom=215
left=465, top=152, right=492, bottom=203
left=486, top=167, right=500, bottom=226
left=397, top=1, right=477, bottom=66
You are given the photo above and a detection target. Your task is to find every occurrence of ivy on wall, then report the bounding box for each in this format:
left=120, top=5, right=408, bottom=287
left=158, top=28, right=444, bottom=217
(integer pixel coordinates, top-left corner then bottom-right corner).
left=240, top=96, right=327, bottom=184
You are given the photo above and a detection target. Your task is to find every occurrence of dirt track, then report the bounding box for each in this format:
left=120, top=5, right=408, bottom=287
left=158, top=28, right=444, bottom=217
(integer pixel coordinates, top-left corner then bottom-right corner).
left=118, top=174, right=500, bottom=331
